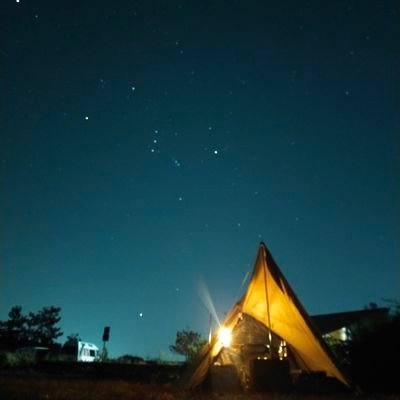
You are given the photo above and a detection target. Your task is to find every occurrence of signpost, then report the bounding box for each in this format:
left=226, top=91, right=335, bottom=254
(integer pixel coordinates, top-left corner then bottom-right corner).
left=101, top=326, right=110, bottom=360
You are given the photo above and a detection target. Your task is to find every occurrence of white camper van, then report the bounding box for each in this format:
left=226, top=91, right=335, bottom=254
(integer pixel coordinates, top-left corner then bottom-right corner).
left=61, top=339, right=100, bottom=362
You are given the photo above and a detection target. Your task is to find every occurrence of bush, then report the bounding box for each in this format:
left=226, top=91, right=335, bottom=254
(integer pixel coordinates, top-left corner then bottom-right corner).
left=347, top=303, right=400, bottom=393
left=0, top=351, right=35, bottom=368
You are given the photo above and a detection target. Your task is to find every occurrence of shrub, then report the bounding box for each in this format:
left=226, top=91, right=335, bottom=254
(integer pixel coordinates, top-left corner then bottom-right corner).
left=0, top=351, right=35, bottom=368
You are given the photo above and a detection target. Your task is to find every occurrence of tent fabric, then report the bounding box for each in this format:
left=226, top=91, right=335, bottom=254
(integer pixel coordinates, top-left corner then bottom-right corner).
left=182, top=242, right=349, bottom=389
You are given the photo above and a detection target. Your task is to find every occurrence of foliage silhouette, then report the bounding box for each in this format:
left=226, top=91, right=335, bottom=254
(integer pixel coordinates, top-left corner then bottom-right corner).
left=345, top=301, right=400, bottom=393
left=0, top=306, right=63, bottom=350
left=169, top=329, right=207, bottom=361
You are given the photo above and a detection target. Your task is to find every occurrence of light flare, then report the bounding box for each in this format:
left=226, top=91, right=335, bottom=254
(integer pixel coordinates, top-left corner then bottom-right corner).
left=197, top=278, right=221, bottom=327
left=218, top=326, right=232, bottom=347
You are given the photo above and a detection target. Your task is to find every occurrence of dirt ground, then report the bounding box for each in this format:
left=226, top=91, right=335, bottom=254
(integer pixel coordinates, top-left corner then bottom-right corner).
left=0, top=376, right=399, bottom=400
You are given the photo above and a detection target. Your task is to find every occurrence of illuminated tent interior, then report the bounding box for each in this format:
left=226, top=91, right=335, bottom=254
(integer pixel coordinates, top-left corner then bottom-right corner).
left=182, top=242, right=350, bottom=390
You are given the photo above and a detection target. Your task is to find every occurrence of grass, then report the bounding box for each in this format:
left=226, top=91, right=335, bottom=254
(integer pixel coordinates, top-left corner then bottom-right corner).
left=0, top=376, right=398, bottom=400
left=0, top=377, right=173, bottom=400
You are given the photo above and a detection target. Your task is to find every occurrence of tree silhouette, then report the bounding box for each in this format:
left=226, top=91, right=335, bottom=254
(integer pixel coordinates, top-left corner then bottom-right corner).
left=169, top=329, right=207, bottom=361
left=0, top=306, right=29, bottom=349
left=28, top=306, right=63, bottom=346
left=0, top=306, right=63, bottom=350
left=346, top=301, right=400, bottom=393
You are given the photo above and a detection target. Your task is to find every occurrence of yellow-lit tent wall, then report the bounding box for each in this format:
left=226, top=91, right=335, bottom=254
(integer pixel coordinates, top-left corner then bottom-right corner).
left=182, top=242, right=349, bottom=389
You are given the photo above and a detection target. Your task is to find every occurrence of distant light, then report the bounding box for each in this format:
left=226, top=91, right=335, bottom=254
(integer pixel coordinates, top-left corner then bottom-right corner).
left=213, top=150, right=218, bottom=155
left=16, top=0, right=20, bottom=3
left=340, top=327, right=349, bottom=341
left=131, top=86, right=136, bottom=91
left=139, top=312, right=143, bottom=318
left=218, top=327, right=232, bottom=348
left=85, top=116, right=89, bottom=120
left=278, top=340, right=288, bottom=359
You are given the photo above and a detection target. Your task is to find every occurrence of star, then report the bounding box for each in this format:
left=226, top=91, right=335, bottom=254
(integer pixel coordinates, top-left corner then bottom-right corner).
left=84, top=116, right=89, bottom=120
left=139, top=312, right=143, bottom=318
left=213, top=150, right=218, bottom=155
left=172, top=158, right=181, bottom=167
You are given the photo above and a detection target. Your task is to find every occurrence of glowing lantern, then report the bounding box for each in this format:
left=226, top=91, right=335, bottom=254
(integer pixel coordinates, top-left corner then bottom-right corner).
left=218, top=327, right=232, bottom=348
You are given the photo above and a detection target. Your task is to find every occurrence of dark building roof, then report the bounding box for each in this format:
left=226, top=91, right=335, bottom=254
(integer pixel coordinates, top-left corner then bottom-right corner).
left=311, top=308, right=390, bottom=335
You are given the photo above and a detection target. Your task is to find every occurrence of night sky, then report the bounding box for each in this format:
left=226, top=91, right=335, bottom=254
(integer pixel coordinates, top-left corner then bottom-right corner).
left=1, top=1, right=399, bottom=360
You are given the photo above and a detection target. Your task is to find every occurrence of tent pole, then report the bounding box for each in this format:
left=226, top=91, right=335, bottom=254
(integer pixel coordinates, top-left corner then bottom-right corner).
left=263, top=255, right=273, bottom=358
left=208, top=313, right=212, bottom=343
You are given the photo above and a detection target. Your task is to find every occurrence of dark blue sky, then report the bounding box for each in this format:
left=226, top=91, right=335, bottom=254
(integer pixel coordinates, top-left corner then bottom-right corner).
left=1, top=0, right=399, bottom=359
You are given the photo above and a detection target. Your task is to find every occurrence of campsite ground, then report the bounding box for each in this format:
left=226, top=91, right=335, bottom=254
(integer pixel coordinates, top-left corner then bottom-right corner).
left=0, top=376, right=398, bottom=400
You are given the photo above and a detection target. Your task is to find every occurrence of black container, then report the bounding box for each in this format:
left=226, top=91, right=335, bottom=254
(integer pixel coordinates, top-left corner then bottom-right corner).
left=251, top=358, right=291, bottom=392
left=204, top=365, right=242, bottom=392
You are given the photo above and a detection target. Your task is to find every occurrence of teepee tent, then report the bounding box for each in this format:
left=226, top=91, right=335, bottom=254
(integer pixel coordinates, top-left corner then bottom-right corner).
left=182, top=242, right=349, bottom=389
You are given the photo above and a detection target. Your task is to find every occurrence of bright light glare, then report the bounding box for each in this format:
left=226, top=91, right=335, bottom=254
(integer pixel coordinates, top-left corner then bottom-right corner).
left=196, top=279, right=220, bottom=327
left=218, top=327, right=232, bottom=347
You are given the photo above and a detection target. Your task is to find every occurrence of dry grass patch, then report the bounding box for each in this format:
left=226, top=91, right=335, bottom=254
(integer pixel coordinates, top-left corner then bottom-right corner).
left=0, top=376, right=398, bottom=400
